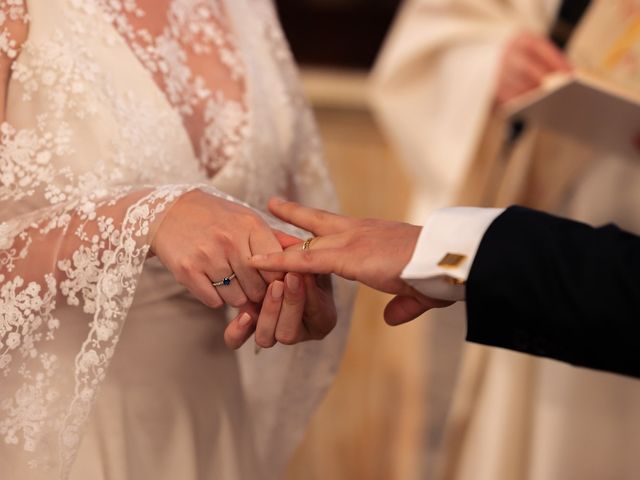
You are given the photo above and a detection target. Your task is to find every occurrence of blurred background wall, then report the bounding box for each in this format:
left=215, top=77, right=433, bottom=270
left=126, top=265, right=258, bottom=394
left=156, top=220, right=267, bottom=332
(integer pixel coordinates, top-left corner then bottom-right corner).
left=270, top=2, right=431, bottom=479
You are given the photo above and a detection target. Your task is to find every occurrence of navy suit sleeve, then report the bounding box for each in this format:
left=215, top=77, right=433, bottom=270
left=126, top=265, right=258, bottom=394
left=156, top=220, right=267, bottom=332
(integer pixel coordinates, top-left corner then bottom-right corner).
left=466, top=206, right=640, bottom=378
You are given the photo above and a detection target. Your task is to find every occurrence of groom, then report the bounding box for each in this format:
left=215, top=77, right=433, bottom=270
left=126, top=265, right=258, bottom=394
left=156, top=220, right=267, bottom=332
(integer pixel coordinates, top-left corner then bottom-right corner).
left=251, top=198, right=640, bottom=379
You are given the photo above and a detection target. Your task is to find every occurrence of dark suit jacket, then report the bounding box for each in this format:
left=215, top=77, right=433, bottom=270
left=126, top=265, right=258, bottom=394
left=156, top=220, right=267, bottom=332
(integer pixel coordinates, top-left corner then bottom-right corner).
left=466, top=206, right=640, bottom=378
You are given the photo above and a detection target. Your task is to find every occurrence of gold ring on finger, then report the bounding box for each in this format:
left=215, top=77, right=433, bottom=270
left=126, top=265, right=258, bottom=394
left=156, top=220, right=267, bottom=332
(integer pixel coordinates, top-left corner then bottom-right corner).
left=302, top=237, right=315, bottom=251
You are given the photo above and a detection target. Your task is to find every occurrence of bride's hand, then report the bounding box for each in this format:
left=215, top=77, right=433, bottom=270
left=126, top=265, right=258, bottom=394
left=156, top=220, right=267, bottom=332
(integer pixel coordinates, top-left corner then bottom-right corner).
left=224, top=271, right=337, bottom=349
left=151, top=189, right=284, bottom=309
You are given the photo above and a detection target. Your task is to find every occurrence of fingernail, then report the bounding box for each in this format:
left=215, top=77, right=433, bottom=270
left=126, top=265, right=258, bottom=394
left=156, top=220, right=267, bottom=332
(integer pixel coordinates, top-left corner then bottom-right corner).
left=285, top=274, right=300, bottom=292
left=239, top=312, right=252, bottom=328
left=271, top=197, right=285, bottom=205
left=271, top=281, right=284, bottom=299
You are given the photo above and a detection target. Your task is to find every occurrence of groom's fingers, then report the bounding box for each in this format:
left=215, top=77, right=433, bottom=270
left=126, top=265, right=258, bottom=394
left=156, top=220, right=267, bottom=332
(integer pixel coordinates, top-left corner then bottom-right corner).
left=268, top=197, right=352, bottom=236
left=255, top=281, right=285, bottom=348
left=299, top=274, right=337, bottom=340
left=249, top=228, right=286, bottom=284
left=384, top=296, right=432, bottom=326
left=384, top=295, right=452, bottom=326
left=251, top=248, right=344, bottom=277
left=274, top=274, right=306, bottom=345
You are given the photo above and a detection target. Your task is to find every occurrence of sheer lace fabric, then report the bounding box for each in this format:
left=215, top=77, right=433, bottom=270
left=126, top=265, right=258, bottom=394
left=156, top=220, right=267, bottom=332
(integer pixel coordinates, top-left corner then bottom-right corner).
left=0, top=1, right=350, bottom=478
left=99, top=0, right=250, bottom=174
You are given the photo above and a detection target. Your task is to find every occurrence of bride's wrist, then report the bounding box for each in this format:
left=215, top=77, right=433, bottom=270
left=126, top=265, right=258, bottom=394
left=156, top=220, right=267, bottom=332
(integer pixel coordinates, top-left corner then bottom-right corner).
left=148, top=188, right=203, bottom=257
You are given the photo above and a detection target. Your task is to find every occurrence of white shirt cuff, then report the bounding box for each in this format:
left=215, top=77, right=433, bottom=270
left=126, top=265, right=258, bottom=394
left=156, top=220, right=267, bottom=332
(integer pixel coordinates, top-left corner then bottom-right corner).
left=401, top=207, right=505, bottom=301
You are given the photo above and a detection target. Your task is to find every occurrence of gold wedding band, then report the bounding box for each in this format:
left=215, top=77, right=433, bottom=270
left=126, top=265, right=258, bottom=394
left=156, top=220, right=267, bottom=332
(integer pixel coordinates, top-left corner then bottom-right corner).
left=302, top=237, right=314, bottom=251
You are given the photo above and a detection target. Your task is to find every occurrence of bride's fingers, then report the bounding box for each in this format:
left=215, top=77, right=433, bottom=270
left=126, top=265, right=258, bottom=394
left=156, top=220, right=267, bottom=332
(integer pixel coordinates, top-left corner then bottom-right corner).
left=268, top=197, right=353, bottom=237
left=274, top=273, right=306, bottom=345
left=298, top=274, right=336, bottom=340
left=273, top=229, right=302, bottom=249
left=186, top=273, right=225, bottom=309
left=224, top=310, right=256, bottom=350
left=209, top=262, right=248, bottom=308
left=249, top=228, right=286, bottom=284
left=254, top=281, right=284, bottom=348
left=230, top=244, right=267, bottom=303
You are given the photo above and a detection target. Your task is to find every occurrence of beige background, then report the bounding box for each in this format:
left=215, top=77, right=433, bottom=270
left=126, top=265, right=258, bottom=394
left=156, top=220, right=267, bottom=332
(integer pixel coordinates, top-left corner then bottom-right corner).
left=285, top=70, right=430, bottom=480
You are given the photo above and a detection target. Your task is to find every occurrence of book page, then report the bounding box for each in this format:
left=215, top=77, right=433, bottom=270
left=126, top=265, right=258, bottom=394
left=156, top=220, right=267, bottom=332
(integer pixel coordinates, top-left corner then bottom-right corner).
left=503, top=70, right=640, bottom=158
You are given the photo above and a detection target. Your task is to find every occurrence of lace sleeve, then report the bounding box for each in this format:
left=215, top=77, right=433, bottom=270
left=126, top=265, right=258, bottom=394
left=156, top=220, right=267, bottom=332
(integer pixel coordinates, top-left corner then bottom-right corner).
left=0, top=1, right=28, bottom=60
left=0, top=1, right=353, bottom=477
left=0, top=4, right=202, bottom=474
left=1, top=183, right=199, bottom=475
left=0, top=0, right=27, bottom=124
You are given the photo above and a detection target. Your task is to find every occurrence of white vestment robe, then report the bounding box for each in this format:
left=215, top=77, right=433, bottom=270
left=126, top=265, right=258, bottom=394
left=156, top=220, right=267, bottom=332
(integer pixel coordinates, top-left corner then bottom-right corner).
left=371, top=1, right=640, bottom=478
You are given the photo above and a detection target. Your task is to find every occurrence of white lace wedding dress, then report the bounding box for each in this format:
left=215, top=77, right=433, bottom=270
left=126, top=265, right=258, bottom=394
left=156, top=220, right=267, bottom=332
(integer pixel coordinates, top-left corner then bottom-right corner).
left=0, top=1, right=353, bottom=479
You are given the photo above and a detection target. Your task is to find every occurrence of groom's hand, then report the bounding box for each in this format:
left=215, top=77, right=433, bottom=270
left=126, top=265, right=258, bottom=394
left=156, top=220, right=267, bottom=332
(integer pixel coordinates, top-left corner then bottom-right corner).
left=252, top=198, right=419, bottom=296
left=250, top=198, right=453, bottom=325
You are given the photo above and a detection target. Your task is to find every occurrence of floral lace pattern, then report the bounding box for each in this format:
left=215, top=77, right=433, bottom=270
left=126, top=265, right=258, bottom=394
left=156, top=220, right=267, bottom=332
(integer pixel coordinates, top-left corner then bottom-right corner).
left=0, top=0, right=340, bottom=478
left=95, top=0, right=250, bottom=175
left=0, top=0, right=27, bottom=59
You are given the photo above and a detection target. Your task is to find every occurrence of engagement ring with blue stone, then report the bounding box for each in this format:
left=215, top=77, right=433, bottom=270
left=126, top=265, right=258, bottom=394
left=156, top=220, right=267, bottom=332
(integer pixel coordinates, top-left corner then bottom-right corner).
left=212, top=272, right=236, bottom=287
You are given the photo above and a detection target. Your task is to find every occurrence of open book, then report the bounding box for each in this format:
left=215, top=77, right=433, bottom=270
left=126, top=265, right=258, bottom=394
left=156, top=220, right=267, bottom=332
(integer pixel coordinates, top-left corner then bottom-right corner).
left=505, top=71, right=640, bottom=158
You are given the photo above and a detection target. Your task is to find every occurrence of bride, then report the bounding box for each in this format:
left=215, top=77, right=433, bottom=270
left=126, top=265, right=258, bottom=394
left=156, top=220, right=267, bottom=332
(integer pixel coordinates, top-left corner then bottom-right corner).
left=0, top=0, right=353, bottom=479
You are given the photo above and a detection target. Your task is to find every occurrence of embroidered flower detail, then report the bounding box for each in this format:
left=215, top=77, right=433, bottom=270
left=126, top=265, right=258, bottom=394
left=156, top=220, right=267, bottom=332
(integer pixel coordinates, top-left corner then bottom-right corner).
left=5, top=331, right=20, bottom=349
left=0, top=0, right=334, bottom=477
left=77, top=350, right=99, bottom=373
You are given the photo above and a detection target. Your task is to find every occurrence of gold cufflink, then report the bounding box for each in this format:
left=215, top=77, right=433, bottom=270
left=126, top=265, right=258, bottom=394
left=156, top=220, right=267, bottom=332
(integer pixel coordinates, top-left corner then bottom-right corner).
left=437, top=253, right=467, bottom=269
